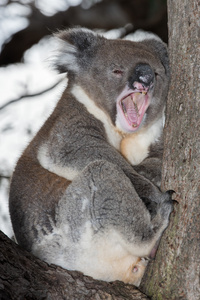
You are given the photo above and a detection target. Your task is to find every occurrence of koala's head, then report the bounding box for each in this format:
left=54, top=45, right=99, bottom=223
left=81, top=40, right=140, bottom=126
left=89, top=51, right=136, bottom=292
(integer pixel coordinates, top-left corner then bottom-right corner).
left=54, top=28, right=170, bottom=133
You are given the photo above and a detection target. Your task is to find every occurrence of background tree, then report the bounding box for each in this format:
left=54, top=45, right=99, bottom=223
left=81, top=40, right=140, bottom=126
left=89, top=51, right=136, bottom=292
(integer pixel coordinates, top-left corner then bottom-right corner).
left=140, top=1, right=200, bottom=299
left=0, top=0, right=168, bottom=65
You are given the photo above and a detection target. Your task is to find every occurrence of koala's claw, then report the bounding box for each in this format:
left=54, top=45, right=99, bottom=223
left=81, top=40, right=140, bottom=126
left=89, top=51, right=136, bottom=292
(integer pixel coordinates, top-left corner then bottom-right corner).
left=166, top=190, right=179, bottom=205
left=166, top=189, right=176, bottom=196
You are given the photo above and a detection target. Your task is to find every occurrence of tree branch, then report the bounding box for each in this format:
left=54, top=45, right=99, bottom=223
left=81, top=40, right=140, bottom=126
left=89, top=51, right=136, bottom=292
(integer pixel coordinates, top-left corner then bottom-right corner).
left=0, top=78, right=65, bottom=111
left=0, top=231, right=149, bottom=299
left=0, top=174, right=10, bottom=180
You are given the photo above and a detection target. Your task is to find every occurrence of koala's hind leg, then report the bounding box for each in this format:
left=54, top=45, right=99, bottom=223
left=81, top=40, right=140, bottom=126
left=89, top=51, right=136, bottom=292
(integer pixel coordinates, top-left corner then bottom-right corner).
left=34, top=160, right=173, bottom=284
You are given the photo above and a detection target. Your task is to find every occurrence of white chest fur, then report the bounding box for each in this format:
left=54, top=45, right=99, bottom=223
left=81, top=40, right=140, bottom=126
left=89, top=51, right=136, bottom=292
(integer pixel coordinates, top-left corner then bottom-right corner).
left=71, top=85, right=122, bottom=150
left=120, top=118, right=163, bottom=165
left=72, top=84, right=163, bottom=166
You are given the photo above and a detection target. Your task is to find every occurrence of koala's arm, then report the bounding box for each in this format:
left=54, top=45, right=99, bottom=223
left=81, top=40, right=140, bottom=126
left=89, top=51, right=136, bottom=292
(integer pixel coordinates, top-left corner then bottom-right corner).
left=37, top=96, right=161, bottom=205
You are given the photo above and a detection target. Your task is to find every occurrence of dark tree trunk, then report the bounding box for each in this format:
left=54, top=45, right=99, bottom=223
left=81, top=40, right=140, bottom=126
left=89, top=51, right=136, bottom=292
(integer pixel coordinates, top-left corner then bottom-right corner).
left=0, top=231, right=149, bottom=300
left=140, top=1, right=200, bottom=299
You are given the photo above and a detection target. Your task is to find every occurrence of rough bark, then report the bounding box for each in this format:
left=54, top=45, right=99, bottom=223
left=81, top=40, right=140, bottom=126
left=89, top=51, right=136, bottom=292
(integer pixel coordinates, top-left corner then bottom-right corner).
left=0, top=231, right=149, bottom=300
left=140, top=1, right=200, bottom=299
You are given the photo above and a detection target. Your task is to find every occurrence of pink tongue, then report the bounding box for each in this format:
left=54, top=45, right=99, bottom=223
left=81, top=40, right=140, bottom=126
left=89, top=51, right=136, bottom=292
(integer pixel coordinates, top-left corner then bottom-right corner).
left=123, top=96, right=138, bottom=125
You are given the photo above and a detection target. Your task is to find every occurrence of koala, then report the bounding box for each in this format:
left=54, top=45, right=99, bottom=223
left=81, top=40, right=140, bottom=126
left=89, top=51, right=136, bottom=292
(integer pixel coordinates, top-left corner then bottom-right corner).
left=9, top=28, right=173, bottom=286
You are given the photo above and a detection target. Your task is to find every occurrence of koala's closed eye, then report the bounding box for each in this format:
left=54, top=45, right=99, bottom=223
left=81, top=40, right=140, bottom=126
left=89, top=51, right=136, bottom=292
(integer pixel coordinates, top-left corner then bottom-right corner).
left=112, top=69, right=124, bottom=77
left=109, top=63, right=124, bottom=77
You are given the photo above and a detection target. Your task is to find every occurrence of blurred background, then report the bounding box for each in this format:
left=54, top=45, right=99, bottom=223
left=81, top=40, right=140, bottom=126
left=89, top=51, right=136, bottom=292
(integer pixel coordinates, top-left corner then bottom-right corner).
left=0, top=0, right=168, bottom=237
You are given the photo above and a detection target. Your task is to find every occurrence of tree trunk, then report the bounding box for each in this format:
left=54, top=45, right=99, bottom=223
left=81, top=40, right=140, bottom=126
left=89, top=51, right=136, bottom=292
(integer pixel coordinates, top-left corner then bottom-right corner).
left=0, top=231, right=149, bottom=300
left=140, top=1, right=200, bottom=299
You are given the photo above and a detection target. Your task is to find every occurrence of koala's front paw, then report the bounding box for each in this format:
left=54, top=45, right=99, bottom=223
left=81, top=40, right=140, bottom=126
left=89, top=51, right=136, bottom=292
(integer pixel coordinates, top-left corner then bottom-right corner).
left=141, top=196, right=158, bottom=219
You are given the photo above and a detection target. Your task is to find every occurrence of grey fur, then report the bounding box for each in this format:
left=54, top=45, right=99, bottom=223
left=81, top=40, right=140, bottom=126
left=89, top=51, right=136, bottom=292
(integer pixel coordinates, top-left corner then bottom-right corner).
left=9, top=28, right=172, bottom=286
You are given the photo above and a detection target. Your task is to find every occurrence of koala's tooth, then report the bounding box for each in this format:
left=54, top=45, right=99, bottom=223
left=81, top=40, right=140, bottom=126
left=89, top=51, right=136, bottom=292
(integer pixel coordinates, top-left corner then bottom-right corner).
left=121, top=101, right=127, bottom=114
left=135, top=91, right=147, bottom=96
left=132, top=123, right=138, bottom=128
left=133, top=101, right=140, bottom=116
left=135, top=92, right=140, bottom=96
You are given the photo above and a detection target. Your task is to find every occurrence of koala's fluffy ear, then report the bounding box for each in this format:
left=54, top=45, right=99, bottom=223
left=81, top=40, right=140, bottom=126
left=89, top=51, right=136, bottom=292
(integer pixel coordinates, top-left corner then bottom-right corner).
left=53, top=28, right=102, bottom=73
left=146, top=38, right=170, bottom=77
left=125, top=30, right=170, bottom=76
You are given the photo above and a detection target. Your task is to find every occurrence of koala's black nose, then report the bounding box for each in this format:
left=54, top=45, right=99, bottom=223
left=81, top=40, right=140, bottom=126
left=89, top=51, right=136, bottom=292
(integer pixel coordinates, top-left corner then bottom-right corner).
left=130, top=63, right=154, bottom=88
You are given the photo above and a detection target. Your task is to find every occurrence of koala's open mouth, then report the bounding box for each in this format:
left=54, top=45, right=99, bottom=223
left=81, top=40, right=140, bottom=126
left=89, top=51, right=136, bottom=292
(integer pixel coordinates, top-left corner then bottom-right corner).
left=116, top=84, right=151, bottom=132
left=121, top=92, right=148, bottom=128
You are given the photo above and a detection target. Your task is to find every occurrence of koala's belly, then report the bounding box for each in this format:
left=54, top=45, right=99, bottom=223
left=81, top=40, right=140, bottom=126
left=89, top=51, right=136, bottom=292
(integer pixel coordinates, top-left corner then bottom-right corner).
left=76, top=244, right=147, bottom=286
left=31, top=222, right=147, bottom=287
